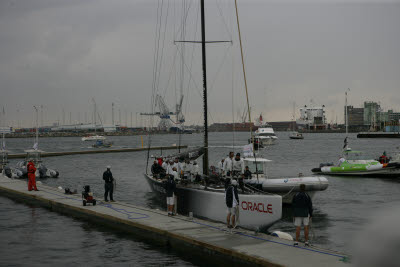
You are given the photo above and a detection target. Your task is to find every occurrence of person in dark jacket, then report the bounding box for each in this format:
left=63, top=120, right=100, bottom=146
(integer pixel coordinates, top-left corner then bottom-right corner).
left=151, top=160, right=164, bottom=178
left=292, top=184, right=313, bottom=246
left=165, top=175, right=176, bottom=216
left=225, top=180, right=239, bottom=228
left=103, top=166, right=114, bottom=202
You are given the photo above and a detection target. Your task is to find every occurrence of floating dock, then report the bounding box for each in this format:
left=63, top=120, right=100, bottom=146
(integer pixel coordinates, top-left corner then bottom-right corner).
left=0, top=176, right=349, bottom=267
left=8, top=145, right=187, bottom=159
left=357, top=132, right=400, bottom=138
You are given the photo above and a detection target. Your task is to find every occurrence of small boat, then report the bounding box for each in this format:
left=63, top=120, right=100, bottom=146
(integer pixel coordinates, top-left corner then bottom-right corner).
left=15, top=150, right=59, bottom=178
left=82, top=134, right=106, bottom=141
left=242, top=158, right=328, bottom=204
left=311, top=150, right=400, bottom=177
left=92, top=139, right=113, bottom=148
left=289, top=132, right=304, bottom=139
left=254, top=124, right=278, bottom=146
left=1, top=149, right=22, bottom=178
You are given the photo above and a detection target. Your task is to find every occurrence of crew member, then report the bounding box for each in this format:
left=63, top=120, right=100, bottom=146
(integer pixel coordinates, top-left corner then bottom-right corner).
left=224, top=152, right=234, bottom=188
left=191, top=161, right=201, bottom=182
left=217, top=159, right=225, bottom=175
left=243, top=166, right=252, bottom=179
left=151, top=160, right=163, bottom=178
left=292, top=184, right=313, bottom=246
left=103, top=166, right=114, bottom=202
left=225, top=180, right=239, bottom=229
left=338, top=156, right=346, bottom=166
left=27, top=160, right=38, bottom=191
left=165, top=174, right=176, bottom=216
left=379, top=151, right=389, bottom=164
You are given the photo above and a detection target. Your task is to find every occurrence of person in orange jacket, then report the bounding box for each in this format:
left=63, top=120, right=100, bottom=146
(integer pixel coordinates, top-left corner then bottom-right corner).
left=27, top=160, right=38, bottom=191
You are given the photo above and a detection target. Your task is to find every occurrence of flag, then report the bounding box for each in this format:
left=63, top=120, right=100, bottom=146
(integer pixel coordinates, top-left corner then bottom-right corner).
left=243, top=143, right=254, bottom=157
left=343, top=137, right=348, bottom=149
left=33, top=142, right=38, bottom=150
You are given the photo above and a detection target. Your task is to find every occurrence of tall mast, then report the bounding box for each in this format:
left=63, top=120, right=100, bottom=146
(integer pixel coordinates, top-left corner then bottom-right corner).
left=201, top=0, right=209, bottom=176
left=33, top=105, right=39, bottom=149
left=345, top=89, right=349, bottom=137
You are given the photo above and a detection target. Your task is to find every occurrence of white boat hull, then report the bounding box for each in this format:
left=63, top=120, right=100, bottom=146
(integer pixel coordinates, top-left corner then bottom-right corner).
left=144, top=174, right=282, bottom=230
left=82, top=135, right=106, bottom=141
left=245, top=176, right=328, bottom=204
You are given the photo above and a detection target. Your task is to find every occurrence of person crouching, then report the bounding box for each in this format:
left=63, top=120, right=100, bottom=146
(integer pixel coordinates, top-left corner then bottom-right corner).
left=225, top=179, right=239, bottom=228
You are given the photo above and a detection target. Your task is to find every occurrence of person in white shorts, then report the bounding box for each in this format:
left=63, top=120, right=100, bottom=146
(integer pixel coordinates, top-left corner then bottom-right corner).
left=225, top=180, right=239, bottom=228
left=165, top=174, right=176, bottom=216
left=292, top=184, right=313, bottom=246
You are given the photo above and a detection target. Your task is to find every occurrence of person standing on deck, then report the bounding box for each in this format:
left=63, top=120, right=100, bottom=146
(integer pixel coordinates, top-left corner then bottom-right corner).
left=292, top=184, right=313, bottom=246
left=217, top=159, right=225, bottom=175
left=27, top=160, right=38, bottom=191
left=224, top=152, right=234, bottom=189
left=103, top=166, right=114, bottom=202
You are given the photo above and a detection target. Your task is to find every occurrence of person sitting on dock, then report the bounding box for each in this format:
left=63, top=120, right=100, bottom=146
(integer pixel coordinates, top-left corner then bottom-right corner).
left=292, top=184, right=313, bottom=247
left=103, top=166, right=114, bottom=202
left=27, top=160, right=38, bottom=191
left=225, top=179, right=239, bottom=229
left=165, top=174, right=176, bottom=216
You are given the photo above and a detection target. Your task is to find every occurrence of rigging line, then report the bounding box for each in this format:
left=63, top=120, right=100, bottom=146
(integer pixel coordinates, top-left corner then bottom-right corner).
left=207, top=44, right=232, bottom=96
left=183, top=3, right=200, bottom=116
left=173, top=0, right=194, bottom=45
left=155, top=0, right=171, bottom=95
left=231, top=52, right=236, bottom=151
left=161, top=48, right=180, bottom=100
left=151, top=0, right=164, bottom=111
left=215, top=0, right=233, bottom=41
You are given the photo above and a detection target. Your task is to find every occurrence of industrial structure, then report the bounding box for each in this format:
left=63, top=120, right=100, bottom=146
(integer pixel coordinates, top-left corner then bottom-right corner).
left=296, top=105, right=327, bottom=130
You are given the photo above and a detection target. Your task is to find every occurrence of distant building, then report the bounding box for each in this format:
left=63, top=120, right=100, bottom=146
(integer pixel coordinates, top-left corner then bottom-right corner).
left=345, top=106, right=364, bottom=128
left=296, top=105, right=327, bottom=130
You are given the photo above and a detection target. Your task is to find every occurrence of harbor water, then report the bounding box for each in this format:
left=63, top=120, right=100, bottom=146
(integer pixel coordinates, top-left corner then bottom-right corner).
left=1, top=132, right=400, bottom=265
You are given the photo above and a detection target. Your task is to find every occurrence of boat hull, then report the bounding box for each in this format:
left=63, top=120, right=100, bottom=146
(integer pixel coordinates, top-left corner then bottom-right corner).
left=144, top=174, right=282, bottom=230
left=312, top=164, right=400, bottom=177
left=245, top=176, right=328, bottom=204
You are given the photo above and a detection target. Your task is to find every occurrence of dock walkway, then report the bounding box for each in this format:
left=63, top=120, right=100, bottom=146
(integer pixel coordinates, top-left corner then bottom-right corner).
left=0, top=176, right=349, bottom=267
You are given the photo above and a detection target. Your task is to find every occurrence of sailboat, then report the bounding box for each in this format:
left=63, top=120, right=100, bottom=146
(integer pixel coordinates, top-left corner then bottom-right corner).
left=289, top=103, right=304, bottom=139
left=82, top=99, right=106, bottom=141
left=143, top=1, right=282, bottom=230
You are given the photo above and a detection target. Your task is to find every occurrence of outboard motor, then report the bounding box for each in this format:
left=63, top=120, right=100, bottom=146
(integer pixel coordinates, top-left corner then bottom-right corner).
left=48, top=169, right=59, bottom=178
left=4, top=166, right=12, bottom=178
left=38, top=165, right=48, bottom=178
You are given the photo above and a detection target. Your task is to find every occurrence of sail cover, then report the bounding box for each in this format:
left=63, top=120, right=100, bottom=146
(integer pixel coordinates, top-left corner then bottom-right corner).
left=162, top=147, right=205, bottom=161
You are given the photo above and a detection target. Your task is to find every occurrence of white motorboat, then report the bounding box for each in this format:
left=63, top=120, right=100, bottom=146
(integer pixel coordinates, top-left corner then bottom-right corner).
left=289, top=132, right=304, bottom=139
left=254, top=124, right=278, bottom=145
left=242, top=158, right=328, bottom=204
left=82, top=135, right=106, bottom=141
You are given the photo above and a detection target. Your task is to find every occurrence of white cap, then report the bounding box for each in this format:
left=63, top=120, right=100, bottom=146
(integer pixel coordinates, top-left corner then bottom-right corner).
left=106, top=165, right=111, bottom=169
left=231, top=180, right=237, bottom=186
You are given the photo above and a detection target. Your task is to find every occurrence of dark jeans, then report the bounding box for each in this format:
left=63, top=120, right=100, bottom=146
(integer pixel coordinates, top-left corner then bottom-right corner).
left=104, top=183, right=114, bottom=201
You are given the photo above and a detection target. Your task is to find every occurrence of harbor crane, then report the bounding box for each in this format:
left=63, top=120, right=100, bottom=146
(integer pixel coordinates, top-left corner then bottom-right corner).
left=141, top=94, right=185, bottom=130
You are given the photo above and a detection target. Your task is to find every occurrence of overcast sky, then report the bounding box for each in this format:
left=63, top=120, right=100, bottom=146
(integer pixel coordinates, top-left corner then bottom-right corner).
left=1, top=0, right=399, bottom=128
